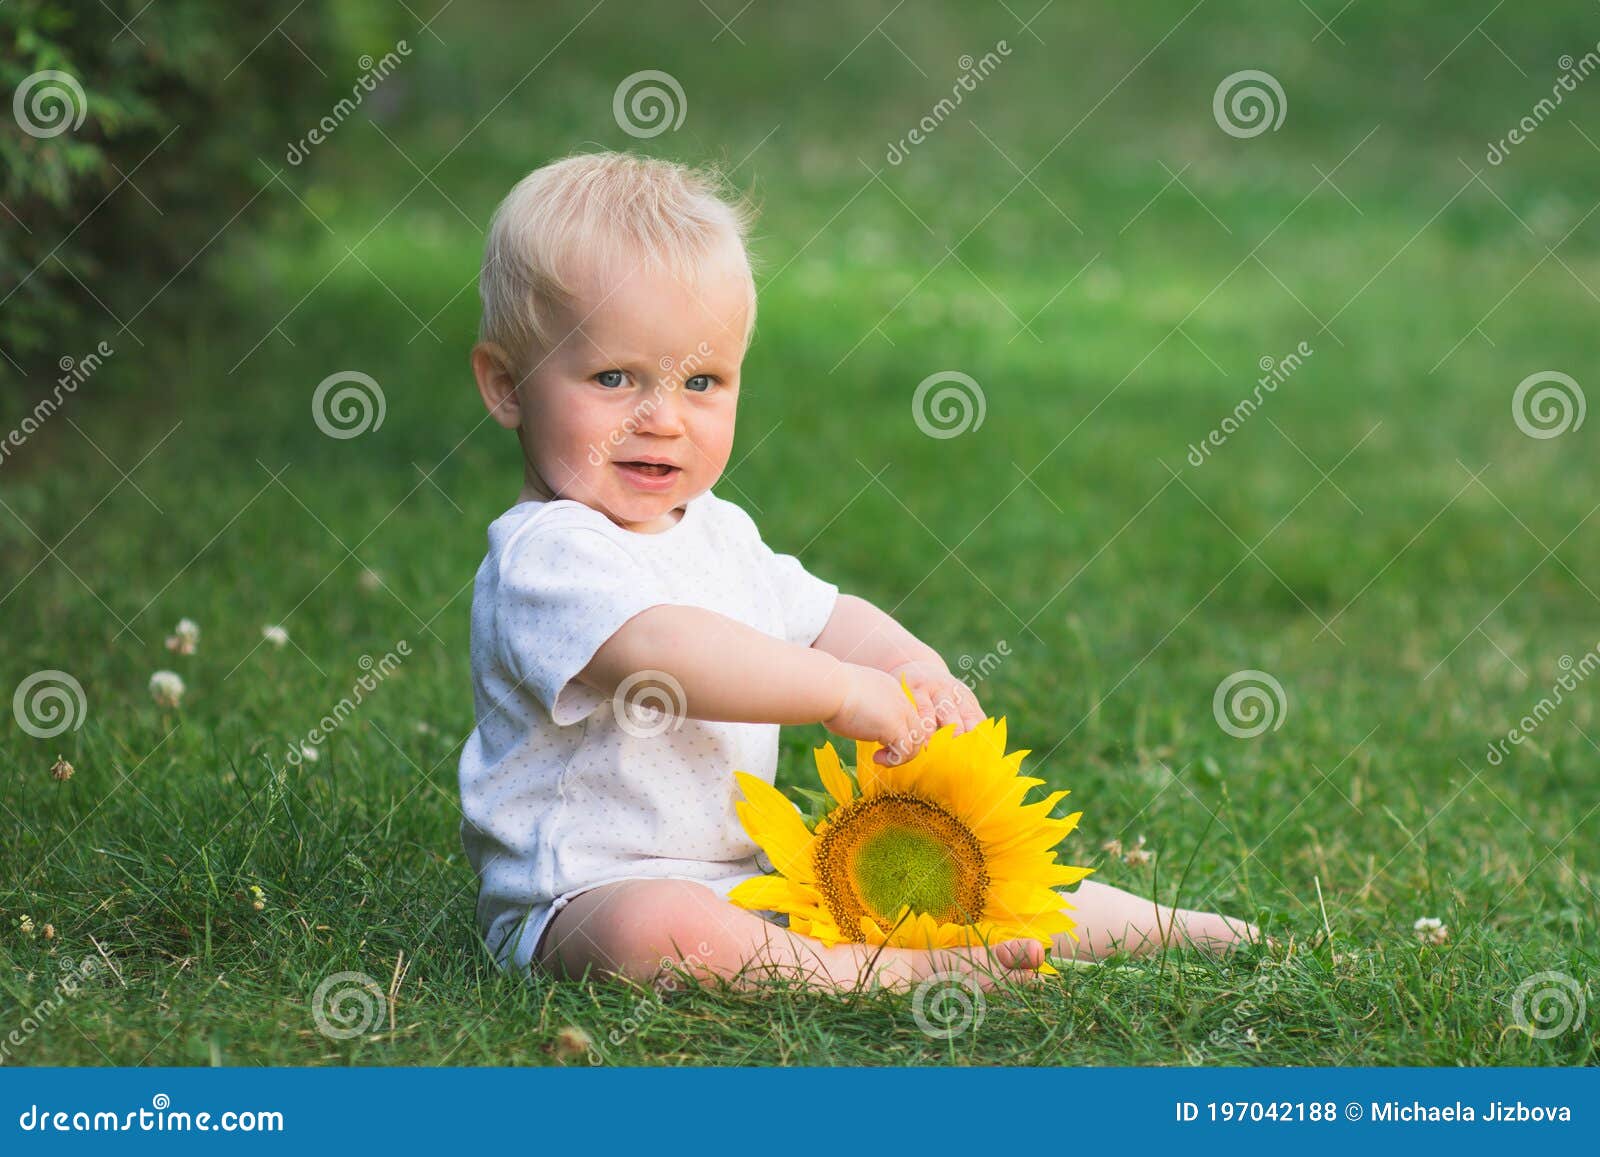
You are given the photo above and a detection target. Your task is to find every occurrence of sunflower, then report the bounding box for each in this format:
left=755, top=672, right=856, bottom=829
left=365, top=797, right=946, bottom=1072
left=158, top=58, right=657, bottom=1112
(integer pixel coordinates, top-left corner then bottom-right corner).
left=728, top=703, right=1093, bottom=972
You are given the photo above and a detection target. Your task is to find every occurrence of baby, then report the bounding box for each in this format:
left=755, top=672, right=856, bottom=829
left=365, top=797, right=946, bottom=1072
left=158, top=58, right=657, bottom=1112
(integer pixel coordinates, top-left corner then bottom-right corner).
left=459, top=151, right=1260, bottom=993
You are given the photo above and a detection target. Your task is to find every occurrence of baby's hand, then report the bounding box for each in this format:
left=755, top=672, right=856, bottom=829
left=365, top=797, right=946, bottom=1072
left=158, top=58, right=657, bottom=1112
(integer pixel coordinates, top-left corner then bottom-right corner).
left=887, top=658, right=985, bottom=737
left=821, top=665, right=928, bottom=766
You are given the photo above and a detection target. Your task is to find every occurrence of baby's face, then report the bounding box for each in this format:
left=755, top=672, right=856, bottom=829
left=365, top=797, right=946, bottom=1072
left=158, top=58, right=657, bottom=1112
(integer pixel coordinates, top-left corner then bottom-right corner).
left=516, top=248, right=749, bottom=533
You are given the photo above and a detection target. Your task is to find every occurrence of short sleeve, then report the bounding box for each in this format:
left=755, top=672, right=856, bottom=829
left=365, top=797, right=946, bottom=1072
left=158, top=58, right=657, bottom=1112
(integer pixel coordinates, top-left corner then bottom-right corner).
left=493, top=525, right=675, bottom=726
left=750, top=536, right=840, bottom=648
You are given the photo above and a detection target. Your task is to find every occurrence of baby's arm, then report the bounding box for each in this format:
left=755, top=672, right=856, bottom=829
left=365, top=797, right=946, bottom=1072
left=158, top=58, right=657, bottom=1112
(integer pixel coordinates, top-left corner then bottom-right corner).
left=581, top=604, right=842, bottom=724
left=809, top=593, right=985, bottom=735
left=576, top=604, right=928, bottom=762
left=809, top=592, right=942, bottom=670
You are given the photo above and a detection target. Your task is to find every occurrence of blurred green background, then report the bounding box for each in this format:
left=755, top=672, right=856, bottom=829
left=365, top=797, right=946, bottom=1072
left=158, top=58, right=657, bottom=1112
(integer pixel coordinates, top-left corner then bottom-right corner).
left=1, top=0, right=1596, bottom=1064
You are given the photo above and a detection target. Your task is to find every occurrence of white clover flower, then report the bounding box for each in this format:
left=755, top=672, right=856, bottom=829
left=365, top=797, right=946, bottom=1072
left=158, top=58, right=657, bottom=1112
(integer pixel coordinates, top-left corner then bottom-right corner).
left=1123, top=833, right=1155, bottom=867
left=299, top=742, right=320, bottom=762
left=1413, top=916, right=1450, bottom=945
left=149, top=670, right=186, bottom=709
left=262, top=624, right=289, bottom=648
left=165, top=617, right=200, bottom=655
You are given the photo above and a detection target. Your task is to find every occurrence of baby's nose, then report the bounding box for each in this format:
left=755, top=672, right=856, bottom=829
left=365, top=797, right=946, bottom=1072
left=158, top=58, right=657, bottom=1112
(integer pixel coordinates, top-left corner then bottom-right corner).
left=636, top=381, right=689, bottom=432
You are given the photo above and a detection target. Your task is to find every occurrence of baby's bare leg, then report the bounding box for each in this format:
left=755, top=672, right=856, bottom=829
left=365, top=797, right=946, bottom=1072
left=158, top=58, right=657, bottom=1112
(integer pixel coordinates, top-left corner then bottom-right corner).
left=1052, top=878, right=1264, bottom=960
left=537, top=878, right=1046, bottom=993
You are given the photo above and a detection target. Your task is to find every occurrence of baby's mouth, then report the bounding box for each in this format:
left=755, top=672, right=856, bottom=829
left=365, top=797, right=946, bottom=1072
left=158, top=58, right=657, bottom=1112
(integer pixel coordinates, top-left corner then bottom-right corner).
left=617, top=461, right=679, bottom=478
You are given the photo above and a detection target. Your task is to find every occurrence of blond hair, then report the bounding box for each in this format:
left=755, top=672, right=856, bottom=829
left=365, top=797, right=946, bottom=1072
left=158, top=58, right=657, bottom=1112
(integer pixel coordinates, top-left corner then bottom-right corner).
left=478, top=151, right=757, bottom=366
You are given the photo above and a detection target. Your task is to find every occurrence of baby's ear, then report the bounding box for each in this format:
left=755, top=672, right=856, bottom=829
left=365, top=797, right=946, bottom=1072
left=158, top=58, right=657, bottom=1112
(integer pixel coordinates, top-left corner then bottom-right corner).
left=471, top=342, right=523, bottom=430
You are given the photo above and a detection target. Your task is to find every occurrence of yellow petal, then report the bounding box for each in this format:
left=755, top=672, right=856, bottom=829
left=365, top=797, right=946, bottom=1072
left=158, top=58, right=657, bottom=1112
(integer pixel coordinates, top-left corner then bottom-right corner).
left=727, top=873, right=817, bottom=913
left=732, top=771, right=817, bottom=883
left=813, top=743, right=854, bottom=807
left=854, top=739, right=884, bottom=796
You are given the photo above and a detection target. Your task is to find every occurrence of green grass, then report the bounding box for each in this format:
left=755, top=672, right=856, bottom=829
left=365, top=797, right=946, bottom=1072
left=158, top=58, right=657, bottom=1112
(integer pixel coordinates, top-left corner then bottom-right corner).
left=3, top=0, right=1598, bottom=1065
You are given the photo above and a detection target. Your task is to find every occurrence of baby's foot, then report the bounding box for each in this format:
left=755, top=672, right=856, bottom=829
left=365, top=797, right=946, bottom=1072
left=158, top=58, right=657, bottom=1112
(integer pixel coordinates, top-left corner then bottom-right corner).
left=1055, top=879, right=1268, bottom=961
left=851, top=936, right=1046, bottom=992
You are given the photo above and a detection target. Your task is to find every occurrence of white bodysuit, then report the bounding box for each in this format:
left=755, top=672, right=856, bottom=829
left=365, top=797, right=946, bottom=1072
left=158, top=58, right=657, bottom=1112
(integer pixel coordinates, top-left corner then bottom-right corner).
left=458, top=487, right=840, bottom=974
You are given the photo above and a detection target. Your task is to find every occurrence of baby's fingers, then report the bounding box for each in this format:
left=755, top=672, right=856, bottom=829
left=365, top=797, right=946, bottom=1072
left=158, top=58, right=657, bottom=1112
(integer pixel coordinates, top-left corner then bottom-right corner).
left=953, top=681, right=986, bottom=733
left=930, top=691, right=964, bottom=735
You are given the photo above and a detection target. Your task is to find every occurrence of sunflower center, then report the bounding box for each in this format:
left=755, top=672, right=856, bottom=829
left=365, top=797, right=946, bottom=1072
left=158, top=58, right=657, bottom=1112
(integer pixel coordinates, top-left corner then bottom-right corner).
left=852, top=827, right=960, bottom=919
left=813, top=793, right=988, bottom=940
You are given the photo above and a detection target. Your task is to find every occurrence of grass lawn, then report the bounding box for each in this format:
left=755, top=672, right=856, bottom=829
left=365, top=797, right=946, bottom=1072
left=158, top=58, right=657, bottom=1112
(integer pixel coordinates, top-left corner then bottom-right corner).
left=2, top=0, right=1597, bottom=1065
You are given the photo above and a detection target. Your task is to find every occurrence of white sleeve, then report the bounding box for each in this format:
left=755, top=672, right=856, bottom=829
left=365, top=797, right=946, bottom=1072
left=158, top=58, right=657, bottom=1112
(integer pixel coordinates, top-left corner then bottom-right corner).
left=493, top=526, right=675, bottom=726
left=749, top=533, right=840, bottom=648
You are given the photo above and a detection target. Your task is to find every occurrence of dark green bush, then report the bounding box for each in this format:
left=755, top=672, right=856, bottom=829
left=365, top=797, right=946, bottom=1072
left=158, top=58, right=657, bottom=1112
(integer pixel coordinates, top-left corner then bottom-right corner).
left=1, top=1, right=392, bottom=379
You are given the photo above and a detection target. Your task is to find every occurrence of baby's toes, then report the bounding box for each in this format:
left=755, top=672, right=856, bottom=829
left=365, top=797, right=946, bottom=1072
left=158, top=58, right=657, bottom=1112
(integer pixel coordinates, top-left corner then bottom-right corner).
left=995, top=937, right=1044, bottom=968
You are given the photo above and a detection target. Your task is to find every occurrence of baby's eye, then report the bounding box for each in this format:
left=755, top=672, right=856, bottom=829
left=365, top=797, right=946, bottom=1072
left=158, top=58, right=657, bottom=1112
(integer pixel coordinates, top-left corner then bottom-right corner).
left=684, top=374, right=714, bottom=392
left=594, top=370, right=626, bottom=388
